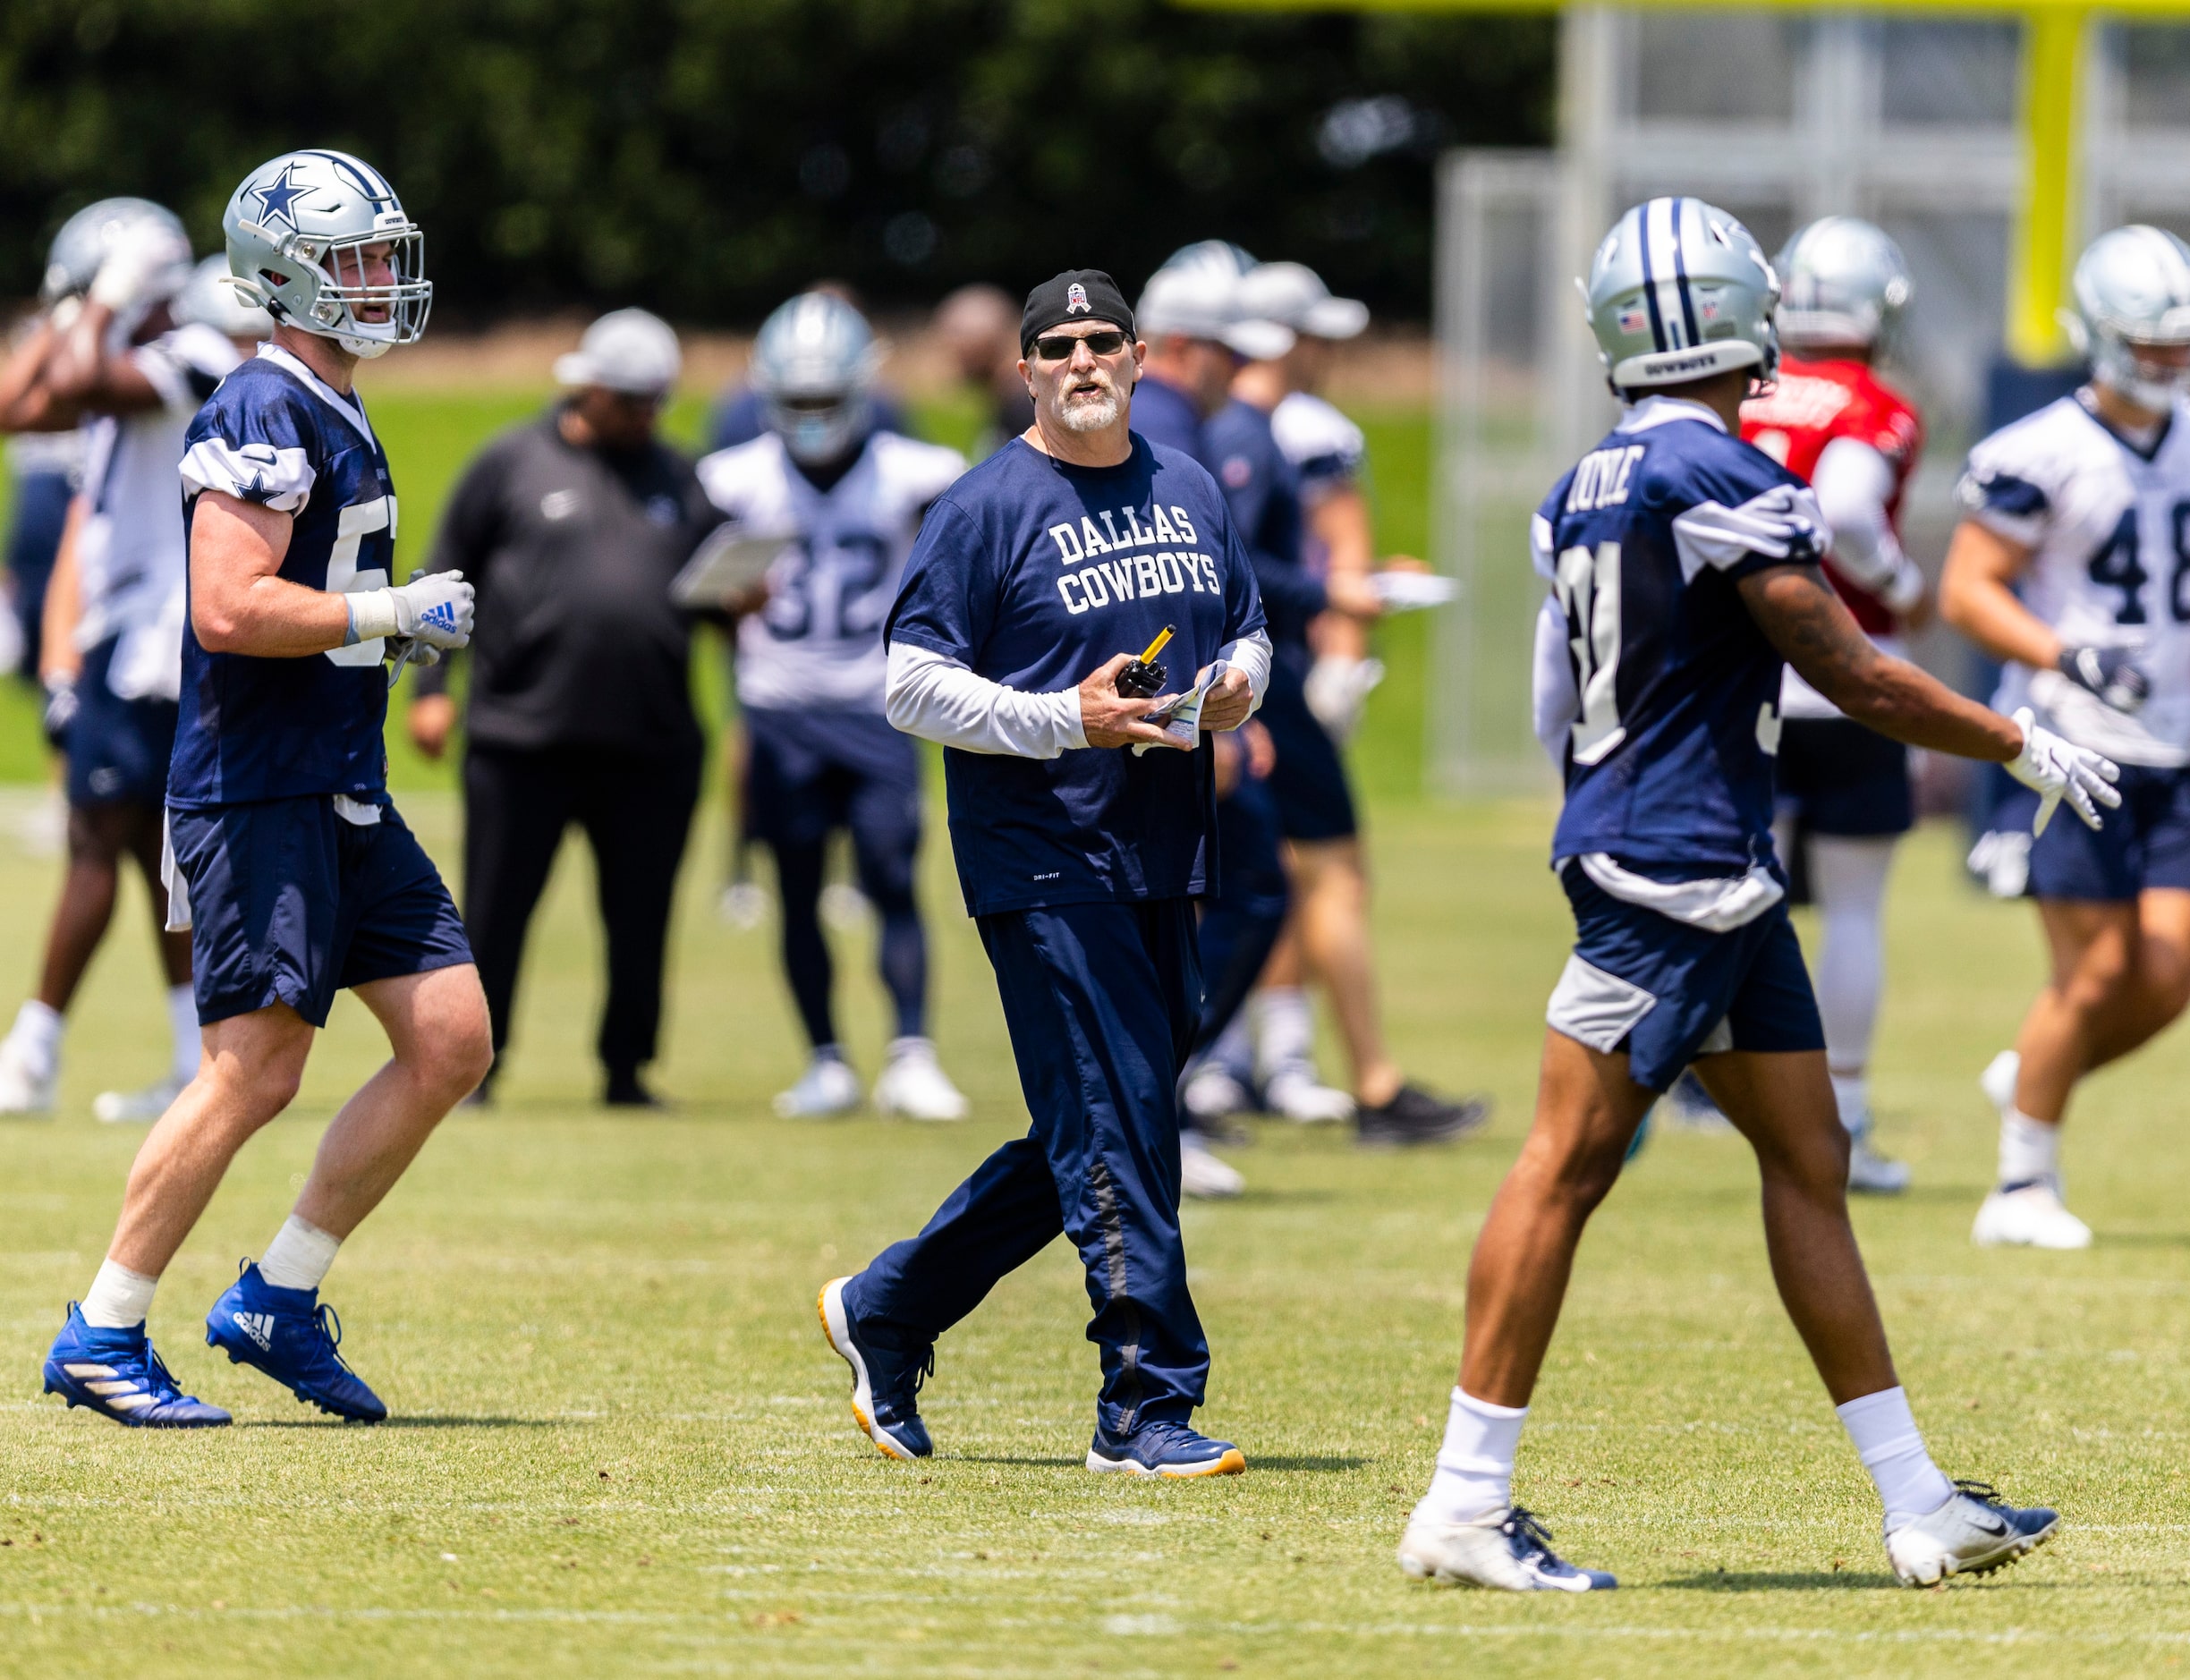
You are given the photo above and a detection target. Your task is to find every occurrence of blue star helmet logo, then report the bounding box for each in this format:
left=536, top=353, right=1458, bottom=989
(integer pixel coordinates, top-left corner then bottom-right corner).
left=250, top=162, right=312, bottom=231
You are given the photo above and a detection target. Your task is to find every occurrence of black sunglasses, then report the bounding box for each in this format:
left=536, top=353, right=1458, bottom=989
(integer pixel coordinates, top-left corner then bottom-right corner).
left=1031, top=329, right=1132, bottom=361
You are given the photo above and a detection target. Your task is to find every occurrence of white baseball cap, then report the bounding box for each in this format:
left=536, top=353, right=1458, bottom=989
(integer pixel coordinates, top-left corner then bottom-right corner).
left=1241, top=262, right=1370, bottom=341
left=553, top=308, right=683, bottom=395
left=1134, top=265, right=1295, bottom=361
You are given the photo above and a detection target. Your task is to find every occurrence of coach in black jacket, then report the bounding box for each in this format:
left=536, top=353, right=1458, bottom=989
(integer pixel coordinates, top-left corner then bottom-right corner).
left=408, top=310, right=717, bottom=1107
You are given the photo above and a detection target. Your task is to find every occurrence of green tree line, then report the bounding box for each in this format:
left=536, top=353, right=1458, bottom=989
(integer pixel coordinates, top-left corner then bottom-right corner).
left=0, top=0, right=1553, bottom=323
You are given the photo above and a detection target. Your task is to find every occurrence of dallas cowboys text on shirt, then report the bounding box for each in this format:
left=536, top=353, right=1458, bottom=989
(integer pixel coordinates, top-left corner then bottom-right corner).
left=1044, top=503, right=1222, bottom=615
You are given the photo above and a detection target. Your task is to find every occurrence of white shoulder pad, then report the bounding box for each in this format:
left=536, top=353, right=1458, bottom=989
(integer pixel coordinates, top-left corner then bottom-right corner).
left=694, top=435, right=784, bottom=514
left=872, top=431, right=970, bottom=503
left=1670, top=483, right=1827, bottom=581
left=1271, top=392, right=1365, bottom=478
left=1956, top=410, right=2068, bottom=547
left=1530, top=512, right=1557, bottom=581
left=179, top=437, right=314, bottom=513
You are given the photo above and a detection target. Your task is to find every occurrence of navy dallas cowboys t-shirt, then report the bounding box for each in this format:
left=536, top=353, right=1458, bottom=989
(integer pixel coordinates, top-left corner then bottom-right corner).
left=885, top=434, right=1265, bottom=917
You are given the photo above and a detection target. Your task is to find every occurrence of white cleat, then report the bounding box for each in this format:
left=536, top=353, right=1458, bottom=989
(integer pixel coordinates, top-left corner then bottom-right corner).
left=1264, top=1066, right=1355, bottom=1125
left=0, top=1038, right=55, bottom=1116
left=92, top=1077, right=184, bottom=1125
left=1980, top=1049, right=2019, bottom=1115
left=1398, top=1506, right=1616, bottom=1591
left=774, top=1051, right=862, bottom=1119
left=1973, top=1178, right=2092, bottom=1249
left=1847, top=1137, right=1912, bottom=1195
left=1885, top=1481, right=2059, bottom=1586
left=871, top=1038, right=968, bottom=1123
left=1180, top=1133, right=1245, bottom=1199
left=1181, top=1062, right=1252, bottom=1125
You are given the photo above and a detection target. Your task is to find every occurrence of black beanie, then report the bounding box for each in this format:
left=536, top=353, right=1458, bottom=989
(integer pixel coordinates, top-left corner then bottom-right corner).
left=1021, top=270, right=1135, bottom=353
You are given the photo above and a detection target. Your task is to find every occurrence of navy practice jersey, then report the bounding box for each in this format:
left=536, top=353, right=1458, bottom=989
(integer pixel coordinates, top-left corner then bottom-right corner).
left=172, top=345, right=399, bottom=807
left=885, top=435, right=1265, bottom=916
left=1201, top=398, right=1324, bottom=659
left=1537, top=397, right=1827, bottom=873
left=1128, top=373, right=1203, bottom=456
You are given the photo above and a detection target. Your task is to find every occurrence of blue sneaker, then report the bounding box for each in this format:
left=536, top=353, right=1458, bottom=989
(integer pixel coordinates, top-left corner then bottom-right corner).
left=204, top=1261, right=386, bottom=1422
left=1087, top=1416, right=1247, bottom=1478
left=42, top=1304, right=231, bottom=1428
left=817, top=1276, right=932, bottom=1461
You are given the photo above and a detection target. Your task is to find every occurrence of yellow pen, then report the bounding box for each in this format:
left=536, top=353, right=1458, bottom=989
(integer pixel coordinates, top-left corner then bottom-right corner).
left=1118, top=624, right=1175, bottom=699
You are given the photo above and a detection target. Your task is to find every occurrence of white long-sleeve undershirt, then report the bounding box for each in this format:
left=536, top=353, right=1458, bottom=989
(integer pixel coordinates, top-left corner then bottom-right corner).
left=1812, top=437, right=1923, bottom=614
left=884, top=632, right=1271, bottom=759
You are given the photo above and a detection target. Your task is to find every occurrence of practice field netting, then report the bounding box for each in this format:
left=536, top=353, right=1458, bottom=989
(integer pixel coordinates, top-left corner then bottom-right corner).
left=1422, top=10, right=2190, bottom=793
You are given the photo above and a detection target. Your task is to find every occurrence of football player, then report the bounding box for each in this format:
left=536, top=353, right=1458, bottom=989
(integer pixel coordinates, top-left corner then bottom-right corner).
left=1737, top=217, right=1928, bottom=1194
left=700, top=292, right=972, bottom=1122
left=1940, top=225, right=2190, bottom=1249
left=0, top=208, right=259, bottom=1124
left=40, top=150, right=488, bottom=1429
left=1400, top=197, right=2104, bottom=1591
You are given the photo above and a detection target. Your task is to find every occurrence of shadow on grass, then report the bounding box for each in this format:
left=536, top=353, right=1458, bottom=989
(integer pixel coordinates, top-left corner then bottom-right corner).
left=949, top=1455, right=1085, bottom=1468
left=2086, top=1229, right=2190, bottom=1249
left=1660, top=1569, right=1897, bottom=1591
left=943, top=1453, right=1365, bottom=1472
left=1252, top=1455, right=1369, bottom=1472
left=240, top=1415, right=578, bottom=1430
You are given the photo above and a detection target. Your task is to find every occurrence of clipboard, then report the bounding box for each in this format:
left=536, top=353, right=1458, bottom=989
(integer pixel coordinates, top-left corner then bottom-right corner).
left=671, top=529, right=794, bottom=607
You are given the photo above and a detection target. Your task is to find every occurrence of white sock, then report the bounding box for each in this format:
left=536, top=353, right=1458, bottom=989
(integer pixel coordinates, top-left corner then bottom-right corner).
left=1254, top=987, right=1317, bottom=1080
left=9, top=999, right=63, bottom=1076
left=1416, top=1387, right=1527, bottom=1525
left=1836, top=1386, right=1955, bottom=1530
left=1999, top=1107, right=2059, bottom=1188
left=1208, top=1012, right=1253, bottom=1083
left=167, top=984, right=201, bottom=1084
left=259, top=1215, right=341, bottom=1293
left=80, top=1259, right=158, bottom=1329
left=1829, top=1071, right=1871, bottom=1141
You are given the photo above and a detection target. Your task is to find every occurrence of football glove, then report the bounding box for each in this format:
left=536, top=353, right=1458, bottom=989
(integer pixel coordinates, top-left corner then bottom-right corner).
left=88, top=220, right=191, bottom=314
left=2058, top=643, right=2150, bottom=715
left=40, top=675, right=77, bottom=748
left=1303, top=654, right=1385, bottom=743
left=2006, top=707, right=2121, bottom=836
left=346, top=570, right=474, bottom=650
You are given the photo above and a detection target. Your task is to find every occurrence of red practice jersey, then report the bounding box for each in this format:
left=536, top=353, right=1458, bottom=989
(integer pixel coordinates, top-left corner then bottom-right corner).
left=1740, top=356, right=1924, bottom=635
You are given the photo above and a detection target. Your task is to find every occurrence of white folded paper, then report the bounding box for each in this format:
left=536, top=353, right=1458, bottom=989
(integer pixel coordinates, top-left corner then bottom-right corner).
left=1371, top=570, right=1461, bottom=611
left=1134, top=659, right=1230, bottom=756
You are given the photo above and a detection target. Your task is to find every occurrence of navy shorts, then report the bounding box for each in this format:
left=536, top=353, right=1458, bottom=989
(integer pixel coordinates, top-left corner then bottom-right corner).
left=67, top=636, right=176, bottom=810
left=743, top=705, right=921, bottom=853
left=1258, top=660, right=1357, bottom=843
left=1548, top=861, right=1824, bottom=1092
left=1999, top=762, right=2190, bottom=902
left=167, top=795, right=472, bottom=1027
left=1774, top=717, right=1912, bottom=838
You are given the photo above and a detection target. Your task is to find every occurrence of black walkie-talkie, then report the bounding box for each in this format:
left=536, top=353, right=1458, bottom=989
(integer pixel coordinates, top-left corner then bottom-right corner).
left=1117, top=624, right=1174, bottom=699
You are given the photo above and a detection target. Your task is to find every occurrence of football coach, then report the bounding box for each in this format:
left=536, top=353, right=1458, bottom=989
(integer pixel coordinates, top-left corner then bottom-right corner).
left=819, top=270, right=1273, bottom=1477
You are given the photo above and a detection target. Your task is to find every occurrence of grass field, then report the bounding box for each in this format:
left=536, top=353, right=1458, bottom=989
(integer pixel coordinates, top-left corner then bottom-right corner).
left=5, top=788, right=2190, bottom=1678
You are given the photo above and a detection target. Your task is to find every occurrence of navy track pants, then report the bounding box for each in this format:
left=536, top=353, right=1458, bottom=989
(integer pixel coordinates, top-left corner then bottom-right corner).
left=847, top=897, right=1210, bottom=1434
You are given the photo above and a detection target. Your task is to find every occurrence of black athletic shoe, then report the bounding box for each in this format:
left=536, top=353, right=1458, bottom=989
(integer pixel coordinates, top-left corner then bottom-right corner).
left=1356, top=1083, right=1490, bottom=1149
left=605, top=1071, right=669, bottom=1109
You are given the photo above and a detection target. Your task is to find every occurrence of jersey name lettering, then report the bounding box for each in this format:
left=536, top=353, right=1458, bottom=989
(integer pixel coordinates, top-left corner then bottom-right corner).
left=1565, top=445, right=1645, bottom=513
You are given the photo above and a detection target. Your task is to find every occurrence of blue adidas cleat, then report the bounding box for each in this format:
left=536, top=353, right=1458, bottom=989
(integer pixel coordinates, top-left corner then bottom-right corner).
left=818, top=1276, right=932, bottom=1460
left=42, top=1304, right=231, bottom=1428
left=204, top=1260, right=386, bottom=1422
left=1087, top=1416, right=1247, bottom=1478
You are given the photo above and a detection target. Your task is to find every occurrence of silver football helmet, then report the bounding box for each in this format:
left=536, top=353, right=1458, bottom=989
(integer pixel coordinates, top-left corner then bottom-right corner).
left=174, top=254, right=273, bottom=341
left=41, top=197, right=190, bottom=307
left=2064, top=225, right=2190, bottom=412
left=221, top=149, right=430, bottom=359
left=1583, top=197, right=1780, bottom=395
left=751, top=291, right=881, bottom=464
left=1777, top=217, right=1912, bottom=352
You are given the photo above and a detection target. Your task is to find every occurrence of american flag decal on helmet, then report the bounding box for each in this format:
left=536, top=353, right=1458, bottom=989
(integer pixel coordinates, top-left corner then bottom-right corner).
left=1066, top=283, right=1090, bottom=314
